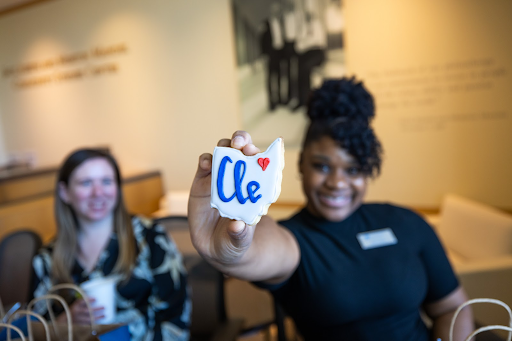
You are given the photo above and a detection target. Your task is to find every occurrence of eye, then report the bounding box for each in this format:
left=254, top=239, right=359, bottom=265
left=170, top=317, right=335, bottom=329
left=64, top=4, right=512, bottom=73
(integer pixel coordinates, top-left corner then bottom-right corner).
left=79, top=179, right=92, bottom=187
left=346, top=166, right=361, bottom=176
left=102, top=178, right=114, bottom=185
left=312, top=162, right=330, bottom=173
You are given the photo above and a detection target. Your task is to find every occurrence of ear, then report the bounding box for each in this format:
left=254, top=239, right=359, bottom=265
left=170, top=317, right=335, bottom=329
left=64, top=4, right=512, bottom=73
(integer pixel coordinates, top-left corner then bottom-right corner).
left=58, top=182, right=70, bottom=204
left=298, top=151, right=304, bottom=175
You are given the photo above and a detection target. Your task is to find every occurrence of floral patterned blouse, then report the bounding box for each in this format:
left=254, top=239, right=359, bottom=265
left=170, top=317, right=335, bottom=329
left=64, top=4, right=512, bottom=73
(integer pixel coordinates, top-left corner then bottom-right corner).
left=30, top=216, right=191, bottom=341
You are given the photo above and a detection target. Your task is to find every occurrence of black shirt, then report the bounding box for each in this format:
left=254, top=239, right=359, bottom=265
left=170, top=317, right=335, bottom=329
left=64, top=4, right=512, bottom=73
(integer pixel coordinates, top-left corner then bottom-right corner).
left=261, top=203, right=458, bottom=341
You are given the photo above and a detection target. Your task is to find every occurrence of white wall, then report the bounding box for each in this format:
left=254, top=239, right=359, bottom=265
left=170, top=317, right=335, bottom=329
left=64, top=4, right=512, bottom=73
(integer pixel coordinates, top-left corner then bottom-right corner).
left=1, top=0, right=511, bottom=210
left=0, top=104, right=8, bottom=165
left=0, top=0, right=240, bottom=192
left=345, top=0, right=512, bottom=209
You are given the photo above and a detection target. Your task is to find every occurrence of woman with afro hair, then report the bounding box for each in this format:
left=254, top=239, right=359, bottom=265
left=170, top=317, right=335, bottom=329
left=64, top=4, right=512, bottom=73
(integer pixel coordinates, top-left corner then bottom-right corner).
left=188, top=77, right=474, bottom=340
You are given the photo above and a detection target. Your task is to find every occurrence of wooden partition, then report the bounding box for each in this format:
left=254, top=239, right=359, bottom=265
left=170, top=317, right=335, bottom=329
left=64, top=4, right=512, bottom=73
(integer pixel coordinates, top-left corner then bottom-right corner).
left=0, top=168, right=57, bottom=204
left=123, top=171, right=163, bottom=217
left=0, top=169, right=164, bottom=243
left=0, top=194, right=55, bottom=243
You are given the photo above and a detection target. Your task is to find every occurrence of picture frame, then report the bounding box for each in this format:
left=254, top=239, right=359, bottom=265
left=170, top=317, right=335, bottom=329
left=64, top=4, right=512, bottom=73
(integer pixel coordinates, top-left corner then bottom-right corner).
left=232, top=0, right=346, bottom=147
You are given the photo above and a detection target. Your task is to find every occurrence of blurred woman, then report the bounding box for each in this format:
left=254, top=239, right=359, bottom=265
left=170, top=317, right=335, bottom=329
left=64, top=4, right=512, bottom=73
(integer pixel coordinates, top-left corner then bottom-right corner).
left=31, top=149, right=190, bottom=341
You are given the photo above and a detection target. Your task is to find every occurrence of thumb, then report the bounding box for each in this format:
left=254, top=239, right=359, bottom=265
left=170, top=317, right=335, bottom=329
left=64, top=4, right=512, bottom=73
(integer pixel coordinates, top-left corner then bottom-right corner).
left=225, top=220, right=256, bottom=252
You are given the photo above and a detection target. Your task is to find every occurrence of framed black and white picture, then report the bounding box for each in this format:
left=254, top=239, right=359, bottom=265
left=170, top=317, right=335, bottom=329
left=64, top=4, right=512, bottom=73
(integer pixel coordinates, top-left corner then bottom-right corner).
left=232, top=0, right=346, bottom=147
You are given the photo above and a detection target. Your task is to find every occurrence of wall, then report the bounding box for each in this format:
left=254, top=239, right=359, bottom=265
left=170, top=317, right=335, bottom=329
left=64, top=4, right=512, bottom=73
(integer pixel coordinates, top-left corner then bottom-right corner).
left=0, top=107, right=8, bottom=165
left=1, top=0, right=511, bottom=210
left=345, top=0, right=512, bottom=209
left=0, top=0, right=240, bottom=194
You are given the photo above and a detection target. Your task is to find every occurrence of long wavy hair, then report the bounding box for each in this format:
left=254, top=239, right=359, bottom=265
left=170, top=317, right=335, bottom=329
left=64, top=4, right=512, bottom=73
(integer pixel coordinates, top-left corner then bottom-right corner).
left=52, top=149, right=136, bottom=284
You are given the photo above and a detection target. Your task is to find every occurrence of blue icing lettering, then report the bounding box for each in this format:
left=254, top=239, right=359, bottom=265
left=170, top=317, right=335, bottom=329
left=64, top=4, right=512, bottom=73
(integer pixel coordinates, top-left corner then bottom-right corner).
left=218, top=156, right=236, bottom=202
left=234, top=160, right=249, bottom=204
left=247, top=181, right=262, bottom=203
left=217, top=156, right=263, bottom=204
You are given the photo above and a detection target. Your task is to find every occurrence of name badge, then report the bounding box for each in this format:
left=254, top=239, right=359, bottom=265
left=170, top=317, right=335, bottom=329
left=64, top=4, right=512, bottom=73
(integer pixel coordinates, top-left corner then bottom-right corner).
left=356, top=228, right=397, bottom=250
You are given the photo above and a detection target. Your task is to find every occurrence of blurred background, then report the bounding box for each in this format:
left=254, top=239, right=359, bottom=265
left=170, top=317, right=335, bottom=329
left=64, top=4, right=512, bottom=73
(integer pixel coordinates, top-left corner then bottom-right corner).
left=0, top=0, right=510, bottom=211
left=0, top=0, right=511, bottom=339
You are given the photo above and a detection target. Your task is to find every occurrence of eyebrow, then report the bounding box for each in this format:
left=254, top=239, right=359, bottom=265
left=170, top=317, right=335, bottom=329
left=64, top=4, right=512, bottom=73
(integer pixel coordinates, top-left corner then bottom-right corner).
left=310, top=154, right=359, bottom=166
left=310, top=155, right=330, bottom=161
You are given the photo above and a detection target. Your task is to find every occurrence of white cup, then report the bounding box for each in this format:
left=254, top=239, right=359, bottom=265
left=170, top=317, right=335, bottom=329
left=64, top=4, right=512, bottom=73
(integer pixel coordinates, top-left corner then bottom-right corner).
left=80, top=276, right=118, bottom=324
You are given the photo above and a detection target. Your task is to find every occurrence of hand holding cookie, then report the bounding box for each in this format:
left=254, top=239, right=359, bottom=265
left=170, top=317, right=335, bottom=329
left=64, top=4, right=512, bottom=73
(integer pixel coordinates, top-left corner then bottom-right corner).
left=188, top=131, right=283, bottom=268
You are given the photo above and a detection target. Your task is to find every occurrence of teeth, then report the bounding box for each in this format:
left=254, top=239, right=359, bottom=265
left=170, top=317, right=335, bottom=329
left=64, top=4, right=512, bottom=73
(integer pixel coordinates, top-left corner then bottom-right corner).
left=319, top=194, right=351, bottom=206
left=324, top=195, right=348, bottom=201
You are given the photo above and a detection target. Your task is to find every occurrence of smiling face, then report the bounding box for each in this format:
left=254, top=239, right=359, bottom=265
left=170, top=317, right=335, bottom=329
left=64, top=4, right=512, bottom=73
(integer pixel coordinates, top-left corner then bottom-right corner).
left=300, top=136, right=368, bottom=222
left=59, top=157, right=118, bottom=224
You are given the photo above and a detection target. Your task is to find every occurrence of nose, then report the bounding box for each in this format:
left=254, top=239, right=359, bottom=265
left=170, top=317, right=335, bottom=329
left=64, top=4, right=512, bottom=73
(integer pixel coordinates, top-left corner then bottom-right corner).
left=325, top=169, right=349, bottom=189
left=92, top=182, right=104, bottom=196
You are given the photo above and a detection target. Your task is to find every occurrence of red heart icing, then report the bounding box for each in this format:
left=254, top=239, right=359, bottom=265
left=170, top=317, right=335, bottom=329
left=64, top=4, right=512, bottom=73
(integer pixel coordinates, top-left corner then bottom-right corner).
left=258, top=157, right=270, bottom=171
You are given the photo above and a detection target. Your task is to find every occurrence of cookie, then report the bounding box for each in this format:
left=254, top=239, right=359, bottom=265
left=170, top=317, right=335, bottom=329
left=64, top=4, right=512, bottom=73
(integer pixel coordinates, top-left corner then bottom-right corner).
left=210, top=138, right=285, bottom=225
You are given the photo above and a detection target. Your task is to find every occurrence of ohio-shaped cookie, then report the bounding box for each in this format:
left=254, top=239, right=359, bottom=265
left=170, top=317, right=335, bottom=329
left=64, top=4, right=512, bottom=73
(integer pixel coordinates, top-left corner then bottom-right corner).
left=211, top=138, right=284, bottom=225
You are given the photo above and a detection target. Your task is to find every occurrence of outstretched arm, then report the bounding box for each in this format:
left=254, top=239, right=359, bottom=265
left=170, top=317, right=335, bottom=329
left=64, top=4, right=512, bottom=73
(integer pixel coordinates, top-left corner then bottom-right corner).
left=188, top=131, right=300, bottom=283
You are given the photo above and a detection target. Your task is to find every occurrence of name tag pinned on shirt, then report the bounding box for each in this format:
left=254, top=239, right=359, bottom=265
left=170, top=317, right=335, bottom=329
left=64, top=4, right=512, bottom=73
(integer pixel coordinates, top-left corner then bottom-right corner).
left=356, top=228, right=398, bottom=250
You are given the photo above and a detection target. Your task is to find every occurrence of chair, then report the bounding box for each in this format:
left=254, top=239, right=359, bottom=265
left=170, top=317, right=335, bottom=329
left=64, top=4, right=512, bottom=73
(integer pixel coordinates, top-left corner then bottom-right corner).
left=274, top=301, right=288, bottom=341
left=431, top=194, right=512, bottom=339
left=0, top=230, right=42, bottom=307
left=155, top=216, right=244, bottom=341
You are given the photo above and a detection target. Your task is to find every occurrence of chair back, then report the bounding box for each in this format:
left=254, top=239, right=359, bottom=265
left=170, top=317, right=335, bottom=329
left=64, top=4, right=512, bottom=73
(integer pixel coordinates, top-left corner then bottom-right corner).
left=0, top=230, right=42, bottom=306
left=274, top=300, right=288, bottom=341
left=439, top=194, right=512, bottom=261
left=155, top=215, right=243, bottom=341
left=184, top=254, right=227, bottom=339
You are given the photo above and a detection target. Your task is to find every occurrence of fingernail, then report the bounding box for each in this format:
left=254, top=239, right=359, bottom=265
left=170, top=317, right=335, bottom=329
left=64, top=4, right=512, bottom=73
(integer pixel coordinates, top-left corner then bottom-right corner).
left=232, top=136, right=244, bottom=149
left=232, top=220, right=245, bottom=233
left=201, top=158, right=210, bottom=169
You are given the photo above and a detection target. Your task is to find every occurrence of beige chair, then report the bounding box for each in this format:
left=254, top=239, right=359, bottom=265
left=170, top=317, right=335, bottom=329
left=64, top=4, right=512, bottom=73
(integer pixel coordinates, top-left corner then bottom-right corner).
left=432, top=194, right=512, bottom=332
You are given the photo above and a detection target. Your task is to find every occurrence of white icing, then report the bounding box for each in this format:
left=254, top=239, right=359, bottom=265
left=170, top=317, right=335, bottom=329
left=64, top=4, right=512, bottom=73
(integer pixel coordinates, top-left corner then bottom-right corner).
left=210, top=138, right=285, bottom=225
